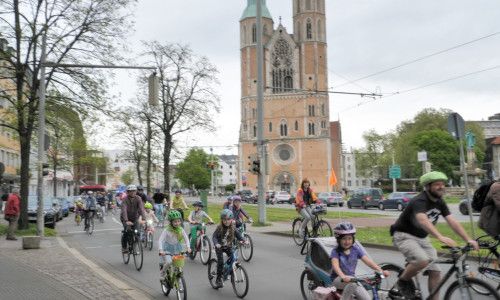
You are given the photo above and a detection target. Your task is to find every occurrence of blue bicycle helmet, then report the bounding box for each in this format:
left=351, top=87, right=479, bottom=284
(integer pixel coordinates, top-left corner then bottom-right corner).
left=220, top=209, right=233, bottom=220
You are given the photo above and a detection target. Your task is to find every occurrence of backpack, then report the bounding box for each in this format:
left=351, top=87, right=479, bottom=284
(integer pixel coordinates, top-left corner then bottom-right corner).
left=472, top=181, right=498, bottom=211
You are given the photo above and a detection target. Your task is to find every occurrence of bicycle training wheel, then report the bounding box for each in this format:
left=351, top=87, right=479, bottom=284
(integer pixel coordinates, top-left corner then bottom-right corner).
left=200, top=235, right=212, bottom=265
left=240, top=234, right=253, bottom=262
left=315, top=220, right=333, bottom=238
left=292, top=217, right=305, bottom=246
left=207, top=259, right=219, bottom=289
left=175, top=273, right=187, bottom=300
left=444, top=277, right=500, bottom=300
left=231, top=263, right=249, bottom=298
left=300, top=269, right=319, bottom=300
left=133, top=234, right=143, bottom=271
left=147, top=231, right=154, bottom=251
left=88, top=217, right=94, bottom=235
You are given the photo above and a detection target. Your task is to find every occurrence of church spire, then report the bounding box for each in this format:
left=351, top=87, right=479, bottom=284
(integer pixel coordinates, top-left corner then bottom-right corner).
left=240, top=0, right=273, bottom=21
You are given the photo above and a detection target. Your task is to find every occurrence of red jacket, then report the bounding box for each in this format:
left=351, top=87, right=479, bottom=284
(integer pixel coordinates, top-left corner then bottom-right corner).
left=6, top=194, right=20, bottom=216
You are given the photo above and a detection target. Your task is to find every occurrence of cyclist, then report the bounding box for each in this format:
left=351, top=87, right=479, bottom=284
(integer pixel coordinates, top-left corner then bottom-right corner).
left=230, top=196, right=253, bottom=229
left=222, top=196, right=233, bottom=209
left=212, top=209, right=248, bottom=288
left=137, top=185, right=148, bottom=205
left=188, top=201, right=214, bottom=252
left=139, top=202, right=159, bottom=236
left=169, top=190, right=189, bottom=223
left=83, top=191, right=97, bottom=231
left=121, top=185, right=147, bottom=253
left=390, top=171, right=478, bottom=299
left=153, top=188, right=167, bottom=221
left=96, top=192, right=107, bottom=216
left=74, top=200, right=85, bottom=222
left=158, top=210, right=191, bottom=281
left=330, top=222, right=389, bottom=300
left=295, top=178, right=320, bottom=237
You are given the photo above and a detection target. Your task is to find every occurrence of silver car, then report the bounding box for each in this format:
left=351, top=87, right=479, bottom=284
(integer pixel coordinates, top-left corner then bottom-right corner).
left=275, top=191, right=292, bottom=204
left=317, top=192, right=344, bottom=207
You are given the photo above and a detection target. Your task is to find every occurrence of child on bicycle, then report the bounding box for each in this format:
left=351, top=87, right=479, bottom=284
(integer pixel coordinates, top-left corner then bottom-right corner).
left=222, top=196, right=233, bottom=209
left=158, top=210, right=191, bottom=281
left=212, top=209, right=248, bottom=288
left=330, top=222, right=389, bottom=300
left=74, top=200, right=84, bottom=221
left=230, top=196, right=253, bottom=229
left=140, top=202, right=159, bottom=235
left=188, top=201, right=214, bottom=251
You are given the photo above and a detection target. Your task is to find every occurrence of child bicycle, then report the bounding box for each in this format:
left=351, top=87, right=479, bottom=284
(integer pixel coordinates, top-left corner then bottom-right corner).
left=159, top=252, right=187, bottom=300
left=234, top=221, right=254, bottom=262
left=188, top=221, right=213, bottom=265
left=292, top=204, right=333, bottom=246
left=380, top=244, right=500, bottom=300
left=141, top=219, right=154, bottom=251
left=208, top=244, right=249, bottom=298
left=122, top=223, right=143, bottom=271
left=75, top=209, right=84, bottom=226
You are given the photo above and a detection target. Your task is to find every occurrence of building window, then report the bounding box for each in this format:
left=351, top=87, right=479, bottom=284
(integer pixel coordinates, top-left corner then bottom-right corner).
left=362, top=180, right=367, bottom=186
left=356, top=180, right=359, bottom=186
left=271, top=38, right=294, bottom=94
left=268, top=122, right=273, bottom=132
left=348, top=172, right=351, bottom=177
left=308, top=105, right=315, bottom=116
left=308, top=122, right=315, bottom=135
left=220, top=165, right=223, bottom=169
left=244, top=107, right=247, bottom=119
left=252, top=108, right=256, bottom=118
left=347, top=180, right=352, bottom=187
left=347, top=157, right=351, bottom=162
left=230, top=165, right=232, bottom=169
left=253, top=124, right=257, bottom=137
left=297, top=0, right=300, bottom=13
left=321, top=101, right=325, bottom=116
left=348, top=165, right=351, bottom=170
left=294, top=120, right=299, bottom=131
left=243, top=124, right=248, bottom=132
left=252, top=23, right=257, bottom=43
left=321, top=120, right=326, bottom=129
left=229, top=172, right=232, bottom=175
left=306, top=21, right=312, bottom=39
left=280, top=122, right=288, bottom=136
left=306, top=0, right=311, bottom=10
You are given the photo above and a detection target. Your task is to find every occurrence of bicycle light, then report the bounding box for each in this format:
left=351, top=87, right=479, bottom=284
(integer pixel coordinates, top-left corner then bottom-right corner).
left=463, top=264, right=470, bottom=271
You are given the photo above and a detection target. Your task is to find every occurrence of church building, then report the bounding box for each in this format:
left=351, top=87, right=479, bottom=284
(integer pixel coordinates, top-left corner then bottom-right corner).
left=237, top=0, right=343, bottom=194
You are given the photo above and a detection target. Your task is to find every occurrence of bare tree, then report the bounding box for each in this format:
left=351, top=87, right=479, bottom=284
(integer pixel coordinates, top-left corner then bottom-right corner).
left=140, top=41, right=221, bottom=193
left=0, top=0, right=134, bottom=229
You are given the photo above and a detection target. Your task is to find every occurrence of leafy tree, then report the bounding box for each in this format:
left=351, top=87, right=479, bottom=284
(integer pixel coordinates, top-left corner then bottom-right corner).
left=225, top=184, right=235, bottom=192
left=121, top=168, right=135, bottom=186
left=354, top=129, right=394, bottom=178
left=175, top=149, right=212, bottom=190
left=0, top=0, right=134, bottom=229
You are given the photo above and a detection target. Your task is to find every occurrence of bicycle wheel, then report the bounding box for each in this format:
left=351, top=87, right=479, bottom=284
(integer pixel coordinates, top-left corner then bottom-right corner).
left=444, top=277, right=500, bottom=300
left=147, top=231, right=154, bottom=251
left=380, top=263, right=404, bottom=291
left=187, top=234, right=197, bottom=260
left=122, top=234, right=130, bottom=264
left=314, top=220, right=333, bottom=238
left=200, top=235, right=212, bottom=265
left=240, top=234, right=253, bottom=262
left=88, top=217, right=94, bottom=235
left=469, top=238, right=500, bottom=294
left=76, top=214, right=81, bottom=226
left=231, top=263, right=249, bottom=298
left=292, top=217, right=305, bottom=246
left=141, top=231, right=147, bottom=248
left=174, top=273, right=187, bottom=300
left=161, top=269, right=172, bottom=295
left=132, top=235, right=143, bottom=271
left=207, top=259, right=219, bottom=289
left=300, top=269, right=319, bottom=300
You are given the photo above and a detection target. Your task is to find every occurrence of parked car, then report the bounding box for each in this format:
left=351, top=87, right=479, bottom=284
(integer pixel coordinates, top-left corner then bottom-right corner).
left=459, top=198, right=479, bottom=215
left=275, top=191, right=292, bottom=204
left=53, top=197, right=70, bottom=217
left=317, top=192, right=344, bottom=207
left=378, top=192, right=417, bottom=211
left=347, top=188, right=385, bottom=209
left=27, top=196, right=58, bottom=229
left=237, top=189, right=253, bottom=203
left=248, top=193, right=258, bottom=204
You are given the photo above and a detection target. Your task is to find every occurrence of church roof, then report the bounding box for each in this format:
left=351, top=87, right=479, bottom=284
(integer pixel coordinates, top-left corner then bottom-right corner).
left=240, top=0, right=272, bottom=21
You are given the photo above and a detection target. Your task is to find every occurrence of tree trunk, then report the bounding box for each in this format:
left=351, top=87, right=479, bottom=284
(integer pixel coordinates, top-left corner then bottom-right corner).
left=18, top=134, right=32, bottom=230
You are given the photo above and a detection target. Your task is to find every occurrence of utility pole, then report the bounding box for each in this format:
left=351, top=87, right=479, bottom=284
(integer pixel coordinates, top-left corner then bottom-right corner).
left=256, top=0, right=266, bottom=223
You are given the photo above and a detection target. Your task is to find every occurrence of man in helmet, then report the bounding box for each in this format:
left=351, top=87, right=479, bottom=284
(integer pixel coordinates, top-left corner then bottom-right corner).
left=121, top=185, right=147, bottom=253
left=390, top=171, right=478, bottom=299
left=136, top=185, right=148, bottom=204
left=83, top=191, right=97, bottom=231
left=153, top=188, right=167, bottom=221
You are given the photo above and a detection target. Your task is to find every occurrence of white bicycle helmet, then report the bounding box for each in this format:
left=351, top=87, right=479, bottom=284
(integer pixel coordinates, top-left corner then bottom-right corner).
left=126, top=185, right=137, bottom=191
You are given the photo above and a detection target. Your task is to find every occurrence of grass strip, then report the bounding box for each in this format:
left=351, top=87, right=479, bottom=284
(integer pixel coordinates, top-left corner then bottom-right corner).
left=0, top=223, right=57, bottom=237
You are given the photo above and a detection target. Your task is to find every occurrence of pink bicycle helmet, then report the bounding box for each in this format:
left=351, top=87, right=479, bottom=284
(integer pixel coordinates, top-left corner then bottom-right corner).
left=334, top=222, right=356, bottom=238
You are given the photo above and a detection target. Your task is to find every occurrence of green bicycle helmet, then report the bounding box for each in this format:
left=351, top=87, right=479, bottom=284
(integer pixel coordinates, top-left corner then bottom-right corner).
left=420, top=171, right=448, bottom=186
left=144, top=202, right=152, bottom=209
left=168, top=210, right=182, bottom=221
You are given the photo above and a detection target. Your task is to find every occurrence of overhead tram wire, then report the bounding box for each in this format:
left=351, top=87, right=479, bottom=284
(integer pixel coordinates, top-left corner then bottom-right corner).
left=332, top=30, right=500, bottom=89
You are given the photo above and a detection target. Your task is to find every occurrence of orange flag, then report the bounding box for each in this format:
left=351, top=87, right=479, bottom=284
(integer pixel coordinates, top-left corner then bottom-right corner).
left=329, top=168, right=337, bottom=187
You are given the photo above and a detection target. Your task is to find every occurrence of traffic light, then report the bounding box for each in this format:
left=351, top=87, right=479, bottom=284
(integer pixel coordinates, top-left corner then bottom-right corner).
left=42, top=163, right=50, bottom=176
left=247, top=153, right=260, bottom=175
left=210, top=162, right=214, bottom=170
left=252, top=159, right=261, bottom=174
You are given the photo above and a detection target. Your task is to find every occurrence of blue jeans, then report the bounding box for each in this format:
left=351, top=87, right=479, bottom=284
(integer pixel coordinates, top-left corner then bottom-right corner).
left=154, top=203, right=163, bottom=220
left=121, top=217, right=140, bottom=249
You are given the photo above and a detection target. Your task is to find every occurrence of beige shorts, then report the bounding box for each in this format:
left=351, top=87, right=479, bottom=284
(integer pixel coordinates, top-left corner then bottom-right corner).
left=392, top=231, right=440, bottom=272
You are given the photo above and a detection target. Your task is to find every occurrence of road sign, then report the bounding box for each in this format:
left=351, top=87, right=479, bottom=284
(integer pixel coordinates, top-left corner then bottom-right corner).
left=389, top=165, right=401, bottom=179
left=447, top=112, right=466, bottom=140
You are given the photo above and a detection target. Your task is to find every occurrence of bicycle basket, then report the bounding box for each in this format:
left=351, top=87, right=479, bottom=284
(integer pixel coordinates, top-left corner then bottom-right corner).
left=312, top=204, right=327, bottom=215
left=172, top=255, right=185, bottom=268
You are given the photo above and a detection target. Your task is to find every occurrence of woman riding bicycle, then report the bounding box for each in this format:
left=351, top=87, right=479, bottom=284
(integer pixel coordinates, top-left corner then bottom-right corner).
left=169, top=190, right=189, bottom=223
left=295, top=178, right=320, bottom=238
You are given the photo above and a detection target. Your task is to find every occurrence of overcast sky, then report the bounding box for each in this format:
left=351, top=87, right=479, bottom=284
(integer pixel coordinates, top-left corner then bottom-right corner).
left=108, top=0, right=500, bottom=156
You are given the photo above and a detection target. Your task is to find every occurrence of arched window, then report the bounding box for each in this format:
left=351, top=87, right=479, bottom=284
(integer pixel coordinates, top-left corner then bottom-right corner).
left=321, top=101, right=325, bottom=116
left=306, top=0, right=311, bottom=10
left=308, top=121, right=315, bottom=135
left=297, top=0, right=301, bottom=13
left=243, top=107, right=247, bottom=119
left=280, top=122, right=288, bottom=137
left=252, top=23, right=257, bottom=43
left=308, top=105, right=315, bottom=116
left=253, top=124, right=257, bottom=137
left=271, top=38, right=294, bottom=94
left=295, top=120, right=299, bottom=131
left=306, top=21, right=312, bottom=39
left=242, top=25, right=247, bottom=44
left=268, top=122, right=273, bottom=132
left=263, top=23, right=268, bottom=36
left=284, top=76, right=293, bottom=91
left=252, top=108, right=256, bottom=118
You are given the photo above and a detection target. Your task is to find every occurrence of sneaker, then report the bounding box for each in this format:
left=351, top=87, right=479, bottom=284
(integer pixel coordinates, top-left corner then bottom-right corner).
left=159, top=271, right=166, bottom=282
left=215, top=276, right=223, bottom=288
left=396, top=279, right=415, bottom=299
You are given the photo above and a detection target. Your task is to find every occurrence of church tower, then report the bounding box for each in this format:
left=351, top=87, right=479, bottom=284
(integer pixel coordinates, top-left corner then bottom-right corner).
left=238, top=0, right=340, bottom=194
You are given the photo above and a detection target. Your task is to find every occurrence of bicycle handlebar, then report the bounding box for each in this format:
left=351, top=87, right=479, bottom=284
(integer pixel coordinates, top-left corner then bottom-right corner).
left=342, top=271, right=385, bottom=283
